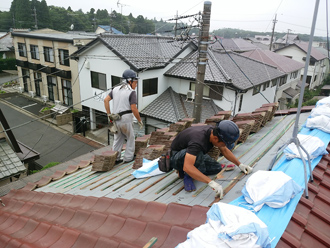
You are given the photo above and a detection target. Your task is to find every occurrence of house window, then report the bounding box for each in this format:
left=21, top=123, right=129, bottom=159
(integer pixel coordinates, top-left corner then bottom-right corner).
left=47, top=76, right=56, bottom=101
left=279, top=76, right=286, bottom=86
left=18, top=43, right=27, bottom=57
left=91, top=71, right=107, bottom=90
left=271, top=79, right=277, bottom=87
left=190, top=82, right=210, bottom=97
left=238, top=94, right=243, bottom=112
left=44, top=47, right=54, bottom=62
left=62, top=79, right=72, bottom=106
left=252, top=85, right=261, bottom=95
left=290, top=70, right=298, bottom=79
left=30, top=45, right=39, bottom=60
left=190, top=82, right=223, bottom=100
left=59, top=49, right=70, bottom=66
left=34, top=72, right=41, bottom=96
left=143, top=78, right=158, bottom=97
left=22, top=69, right=29, bottom=92
left=111, top=75, right=121, bottom=88
left=263, top=82, right=270, bottom=91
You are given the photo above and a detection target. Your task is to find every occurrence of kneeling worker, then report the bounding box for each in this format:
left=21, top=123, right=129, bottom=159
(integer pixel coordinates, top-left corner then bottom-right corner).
left=170, top=120, right=253, bottom=198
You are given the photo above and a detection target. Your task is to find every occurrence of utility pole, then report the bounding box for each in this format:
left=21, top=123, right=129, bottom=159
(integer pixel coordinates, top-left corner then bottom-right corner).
left=286, top=29, right=291, bottom=45
left=269, top=14, right=277, bottom=51
left=33, top=7, right=38, bottom=29
left=175, top=11, right=178, bottom=37
left=192, top=1, right=212, bottom=123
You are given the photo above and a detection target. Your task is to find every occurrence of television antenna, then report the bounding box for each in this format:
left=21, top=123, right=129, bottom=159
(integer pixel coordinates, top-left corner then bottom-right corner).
left=117, top=0, right=129, bottom=33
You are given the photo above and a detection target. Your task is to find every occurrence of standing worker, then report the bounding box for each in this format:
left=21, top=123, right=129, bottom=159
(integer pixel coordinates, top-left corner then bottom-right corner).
left=170, top=120, right=253, bottom=198
left=104, top=69, right=143, bottom=164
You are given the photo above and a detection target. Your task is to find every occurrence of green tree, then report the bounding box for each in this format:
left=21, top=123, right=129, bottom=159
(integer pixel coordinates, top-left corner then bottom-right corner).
left=0, top=11, right=12, bottom=31
left=10, top=0, right=33, bottom=29
left=48, top=6, right=70, bottom=31
left=37, top=0, right=50, bottom=28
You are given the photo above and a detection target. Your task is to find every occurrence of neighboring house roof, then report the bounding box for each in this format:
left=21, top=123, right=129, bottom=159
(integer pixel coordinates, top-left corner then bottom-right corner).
left=71, top=34, right=196, bottom=71
left=275, top=34, right=300, bottom=45
left=97, top=25, right=123, bottom=35
left=242, top=49, right=304, bottom=73
left=0, top=32, right=13, bottom=52
left=11, top=30, right=96, bottom=43
left=209, top=38, right=258, bottom=52
left=283, top=87, right=299, bottom=98
left=275, top=42, right=327, bottom=61
left=140, top=87, right=222, bottom=123
left=0, top=138, right=26, bottom=181
left=165, top=49, right=285, bottom=91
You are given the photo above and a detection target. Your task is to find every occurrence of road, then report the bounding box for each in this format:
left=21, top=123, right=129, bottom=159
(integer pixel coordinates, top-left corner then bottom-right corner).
left=0, top=98, right=98, bottom=167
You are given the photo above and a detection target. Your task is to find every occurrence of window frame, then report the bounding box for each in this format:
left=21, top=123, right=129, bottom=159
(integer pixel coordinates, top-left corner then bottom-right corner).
left=143, top=78, right=158, bottom=97
left=62, top=79, right=73, bottom=106
left=111, top=75, right=121, bottom=88
left=59, top=49, right=70, bottom=66
left=30, top=45, right=39, bottom=60
left=252, top=85, right=261, bottom=95
left=91, top=71, right=107, bottom=90
left=18, top=43, right=27, bottom=57
left=44, top=46, right=54, bottom=62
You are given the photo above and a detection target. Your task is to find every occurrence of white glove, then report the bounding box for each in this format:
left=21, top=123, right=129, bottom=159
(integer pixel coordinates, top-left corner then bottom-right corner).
left=239, top=163, right=253, bottom=174
left=208, top=180, right=223, bottom=199
left=138, top=121, right=143, bottom=129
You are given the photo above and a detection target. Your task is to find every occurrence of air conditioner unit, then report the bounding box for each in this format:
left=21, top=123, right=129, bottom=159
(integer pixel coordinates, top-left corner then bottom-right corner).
left=41, top=95, right=48, bottom=103
left=55, top=100, right=62, bottom=106
left=18, top=87, right=23, bottom=93
left=186, top=90, right=195, bottom=101
left=29, top=91, right=35, bottom=98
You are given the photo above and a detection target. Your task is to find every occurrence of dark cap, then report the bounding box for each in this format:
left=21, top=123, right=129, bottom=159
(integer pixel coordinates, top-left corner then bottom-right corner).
left=215, top=120, right=239, bottom=150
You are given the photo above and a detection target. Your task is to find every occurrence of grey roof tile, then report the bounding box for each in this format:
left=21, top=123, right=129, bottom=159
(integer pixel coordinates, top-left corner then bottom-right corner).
left=242, top=49, right=304, bottom=73
left=165, top=49, right=284, bottom=90
left=0, top=140, right=25, bottom=180
left=209, top=38, right=258, bottom=52
left=140, top=87, right=222, bottom=123
left=99, top=34, right=191, bottom=70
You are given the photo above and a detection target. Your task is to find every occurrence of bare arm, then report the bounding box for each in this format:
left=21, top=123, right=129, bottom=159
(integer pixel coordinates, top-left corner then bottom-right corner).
left=131, top=104, right=142, bottom=122
left=219, top=146, right=241, bottom=166
left=104, top=95, right=112, bottom=114
left=183, top=153, right=212, bottom=184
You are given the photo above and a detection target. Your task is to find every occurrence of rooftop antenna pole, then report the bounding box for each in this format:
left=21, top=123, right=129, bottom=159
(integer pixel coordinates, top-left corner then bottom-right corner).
left=268, top=0, right=320, bottom=199
left=269, top=14, right=277, bottom=51
left=193, top=1, right=212, bottom=123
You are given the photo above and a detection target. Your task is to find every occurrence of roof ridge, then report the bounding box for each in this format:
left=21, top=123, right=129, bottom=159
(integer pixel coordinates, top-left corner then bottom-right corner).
left=168, top=87, right=181, bottom=121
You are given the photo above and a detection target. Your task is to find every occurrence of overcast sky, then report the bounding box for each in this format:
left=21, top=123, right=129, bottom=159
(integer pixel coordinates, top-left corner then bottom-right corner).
left=0, top=0, right=329, bottom=37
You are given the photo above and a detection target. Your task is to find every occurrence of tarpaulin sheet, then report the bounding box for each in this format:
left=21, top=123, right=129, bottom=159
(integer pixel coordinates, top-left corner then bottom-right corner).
left=230, top=127, right=330, bottom=247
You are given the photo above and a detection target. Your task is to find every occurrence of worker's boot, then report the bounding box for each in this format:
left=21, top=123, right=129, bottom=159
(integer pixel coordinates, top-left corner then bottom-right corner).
left=183, top=173, right=196, bottom=192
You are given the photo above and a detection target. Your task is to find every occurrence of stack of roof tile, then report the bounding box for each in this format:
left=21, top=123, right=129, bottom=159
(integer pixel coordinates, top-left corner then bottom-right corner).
left=169, top=122, right=188, bottom=132
left=0, top=189, right=209, bottom=248
left=149, top=129, right=169, bottom=145
left=253, top=106, right=272, bottom=126
left=207, top=146, right=221, bottom=160
left=181, top=118, right=195, bottom=128
left=215, top=110, right=232, bottom=120
left=92, top=152, right=118, bottom=172
left=261, top=102, right=278, bottom=120
left=134, top=135, right=150, bottom=155
left=133, top=145, right=165, bottom=169
left=233, top=112, right=265, bottom=133
left=234, top=120, right=254, bottom=143
left=205, top=115, right=224, bottom=127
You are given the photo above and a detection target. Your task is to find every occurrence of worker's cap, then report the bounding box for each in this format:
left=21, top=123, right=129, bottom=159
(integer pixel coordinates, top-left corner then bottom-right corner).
left=215, top=120, right=239, bottom=150
left=122, top=69, right=139, bottom=80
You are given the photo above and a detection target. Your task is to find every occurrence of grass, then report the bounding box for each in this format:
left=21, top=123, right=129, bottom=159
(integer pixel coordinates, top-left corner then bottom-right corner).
left=29, top=162, right=60, bottom=174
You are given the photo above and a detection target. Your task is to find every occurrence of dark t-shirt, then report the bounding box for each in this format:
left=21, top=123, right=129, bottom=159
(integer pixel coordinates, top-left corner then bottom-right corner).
left=170, top=125, right=214, bottom=156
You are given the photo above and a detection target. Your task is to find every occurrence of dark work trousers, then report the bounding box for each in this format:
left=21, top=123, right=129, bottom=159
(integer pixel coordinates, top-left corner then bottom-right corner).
left=170, top=149, right=222, bottom=175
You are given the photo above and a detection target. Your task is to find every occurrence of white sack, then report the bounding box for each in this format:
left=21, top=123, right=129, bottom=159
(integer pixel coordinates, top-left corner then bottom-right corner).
left=242, top=170, right=302, bottom=212
left=316, top=96, right=330, bottom=106
left=310, top=104, right=330, bottom=118
left=284, top=134, right=328, bottom=160
left=306, top=115, right=330, bottom=133
left=176, top=202, right=270, bottom=248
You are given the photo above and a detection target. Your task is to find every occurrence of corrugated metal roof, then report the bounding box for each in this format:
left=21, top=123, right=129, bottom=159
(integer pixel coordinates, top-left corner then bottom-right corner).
left=242, top=49, right=304, bottom=73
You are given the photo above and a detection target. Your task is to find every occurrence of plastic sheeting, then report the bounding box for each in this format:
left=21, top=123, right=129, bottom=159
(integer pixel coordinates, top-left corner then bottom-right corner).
left=176, top=202, right=271, bottom=248
left=310, top=104, right=330, bottom=118
left=131, top=158, right=165, bottom=178
left=283, top=134, right=328, bottom=160
left=242, top=171, right=302, bottom=212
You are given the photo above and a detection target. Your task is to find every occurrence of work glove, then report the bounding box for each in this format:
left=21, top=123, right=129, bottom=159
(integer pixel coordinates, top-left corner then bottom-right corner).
left=107, top=114, right=113, bottom=123
left=239, top=163, right=253, bottom=174
left=208, top=180, right=223, bottom=199
left=138, top=121, right=143, bottom=129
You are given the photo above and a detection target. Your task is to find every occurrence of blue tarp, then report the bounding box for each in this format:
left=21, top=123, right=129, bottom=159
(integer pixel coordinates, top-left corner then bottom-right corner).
left=230, top=127, right=330, bottom=247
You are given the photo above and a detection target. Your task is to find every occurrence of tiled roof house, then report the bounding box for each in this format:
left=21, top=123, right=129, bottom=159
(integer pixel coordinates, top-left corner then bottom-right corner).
left=209, top=38, right=258, bottom=53
left=242, top=49, right=305, bottom=109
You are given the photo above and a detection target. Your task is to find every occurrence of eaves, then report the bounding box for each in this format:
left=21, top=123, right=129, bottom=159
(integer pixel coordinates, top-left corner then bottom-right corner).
left=11, top=32, right=75, bottom=44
